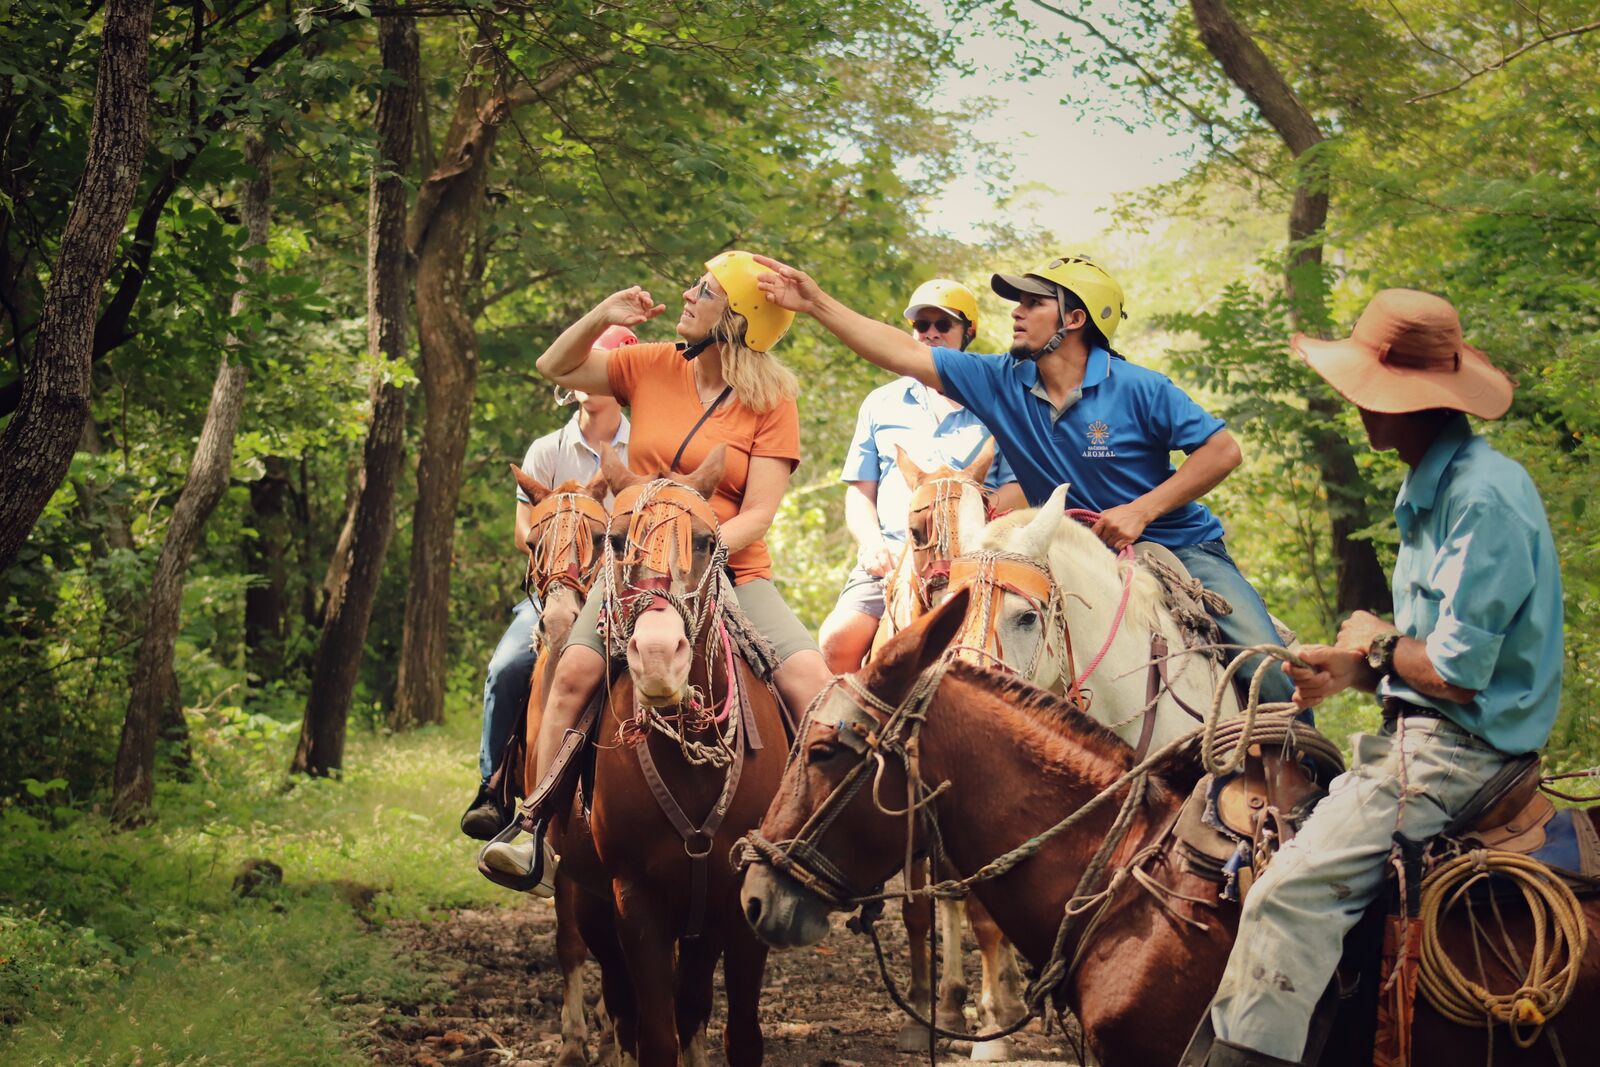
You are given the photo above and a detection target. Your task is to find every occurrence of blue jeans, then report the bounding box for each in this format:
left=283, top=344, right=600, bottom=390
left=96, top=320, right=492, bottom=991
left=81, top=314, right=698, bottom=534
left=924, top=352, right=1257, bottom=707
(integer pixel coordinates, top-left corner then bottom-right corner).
left=478, top=599, right=540, bottom=782
left=1169, top=539, right=1296, bottom=706
left=1211, top=714, right=1511, bottom=1059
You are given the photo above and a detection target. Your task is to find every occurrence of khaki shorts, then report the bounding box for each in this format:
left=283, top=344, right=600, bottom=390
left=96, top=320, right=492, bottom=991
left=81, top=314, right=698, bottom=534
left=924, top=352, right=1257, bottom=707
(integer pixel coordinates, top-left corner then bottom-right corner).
left=565, top=577, right=818, bottom=665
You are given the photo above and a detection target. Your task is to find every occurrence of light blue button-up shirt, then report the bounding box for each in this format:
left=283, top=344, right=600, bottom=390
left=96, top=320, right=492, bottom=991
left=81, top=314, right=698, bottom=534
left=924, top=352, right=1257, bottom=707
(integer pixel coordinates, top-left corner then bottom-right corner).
left=841, top=377, right=1017, bottom=545
left=1381, top=415, right=1563, bottom=754
left=516, top=411, right=631, bottom=506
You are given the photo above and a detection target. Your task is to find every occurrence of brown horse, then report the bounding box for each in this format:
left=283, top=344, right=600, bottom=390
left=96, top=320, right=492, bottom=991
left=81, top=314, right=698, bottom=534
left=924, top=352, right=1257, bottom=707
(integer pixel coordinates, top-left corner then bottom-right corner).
left=552, top=446, right=784, bottom=1067
left=862, top=443, right=1026, bottom=1057
left=506, top=469, right=613, bottom=1066
left=740, top=593, right=1600, bottom=1066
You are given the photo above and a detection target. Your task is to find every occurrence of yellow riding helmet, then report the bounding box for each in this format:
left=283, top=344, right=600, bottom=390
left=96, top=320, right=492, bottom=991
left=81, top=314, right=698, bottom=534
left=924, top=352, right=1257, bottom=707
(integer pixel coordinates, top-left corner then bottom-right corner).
left=706, top=250, right=795, bottom=352
left=902, top=279, right=980, bottom=332
left=991, top=254, right=1127, bottom=342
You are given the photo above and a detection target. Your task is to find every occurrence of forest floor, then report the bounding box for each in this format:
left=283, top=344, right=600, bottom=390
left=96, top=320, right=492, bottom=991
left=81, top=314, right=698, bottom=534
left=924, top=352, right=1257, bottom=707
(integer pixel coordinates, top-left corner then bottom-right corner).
left=367, top=898, right=1085, bottom=1066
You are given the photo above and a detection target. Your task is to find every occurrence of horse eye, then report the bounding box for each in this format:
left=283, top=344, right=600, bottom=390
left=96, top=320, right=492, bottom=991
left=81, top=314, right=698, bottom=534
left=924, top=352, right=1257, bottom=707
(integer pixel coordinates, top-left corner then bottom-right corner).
left=1017, top=610, right=1040, bottom=629
left=693, top=534, right=714, bottom=555
left=608, top=534, right=626, bottom=553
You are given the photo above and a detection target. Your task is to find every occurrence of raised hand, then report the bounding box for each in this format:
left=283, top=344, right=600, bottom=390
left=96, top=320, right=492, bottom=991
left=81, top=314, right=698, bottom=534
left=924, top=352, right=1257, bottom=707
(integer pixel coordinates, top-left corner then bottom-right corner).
left=599, top=286, right=666, bottom=327
left=751, top=254, right=824, bottom=314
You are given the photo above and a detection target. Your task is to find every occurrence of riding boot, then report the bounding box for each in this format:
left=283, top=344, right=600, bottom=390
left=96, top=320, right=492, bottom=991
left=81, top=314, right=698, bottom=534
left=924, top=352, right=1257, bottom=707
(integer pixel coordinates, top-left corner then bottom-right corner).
left=460, top=780, right=509, bottom=841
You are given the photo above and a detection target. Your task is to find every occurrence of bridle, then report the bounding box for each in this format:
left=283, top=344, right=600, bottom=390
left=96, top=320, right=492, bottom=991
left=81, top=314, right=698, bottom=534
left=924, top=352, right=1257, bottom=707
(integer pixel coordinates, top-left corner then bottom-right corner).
left=601, top=478, right=728, bottom=657
left=899, top=471, right=988, bottom=616
left=523, top=490, right=610, bottom=615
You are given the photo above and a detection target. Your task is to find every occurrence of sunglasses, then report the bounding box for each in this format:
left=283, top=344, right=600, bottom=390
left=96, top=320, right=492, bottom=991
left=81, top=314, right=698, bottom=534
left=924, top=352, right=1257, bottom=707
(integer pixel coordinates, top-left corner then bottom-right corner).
left=689, top=277, right=720, bottom=301
left=912, top=317, right=959, bottom=334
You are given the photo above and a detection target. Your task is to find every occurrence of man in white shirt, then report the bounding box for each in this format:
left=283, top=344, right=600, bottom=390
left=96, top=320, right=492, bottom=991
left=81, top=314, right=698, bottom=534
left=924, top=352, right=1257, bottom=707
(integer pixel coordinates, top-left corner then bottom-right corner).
left=461, top=328, right=634, bottom=839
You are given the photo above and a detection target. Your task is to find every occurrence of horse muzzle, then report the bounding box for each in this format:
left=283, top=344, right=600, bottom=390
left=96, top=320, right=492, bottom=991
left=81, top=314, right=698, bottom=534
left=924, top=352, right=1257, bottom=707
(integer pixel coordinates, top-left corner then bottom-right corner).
left=739, top=864, right=834, bottom=949
left=626, top=605, right=692, bottom=707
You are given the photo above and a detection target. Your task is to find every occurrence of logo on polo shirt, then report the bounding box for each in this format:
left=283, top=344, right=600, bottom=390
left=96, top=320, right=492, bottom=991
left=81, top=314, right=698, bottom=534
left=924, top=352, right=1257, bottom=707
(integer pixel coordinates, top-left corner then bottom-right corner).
left=1084, top=420, right=1116, bottom=458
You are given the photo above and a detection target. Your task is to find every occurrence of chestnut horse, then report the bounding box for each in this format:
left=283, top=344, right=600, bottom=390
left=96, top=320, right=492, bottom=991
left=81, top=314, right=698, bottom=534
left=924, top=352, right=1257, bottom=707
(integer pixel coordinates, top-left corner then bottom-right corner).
left=507, top=468, right=613, bottom=1067
left=740, top=593, right=1600, bottom=1066
left=865, top=442, right=1027, bottom=1058
left=555, top=446, right=784, bottom=1067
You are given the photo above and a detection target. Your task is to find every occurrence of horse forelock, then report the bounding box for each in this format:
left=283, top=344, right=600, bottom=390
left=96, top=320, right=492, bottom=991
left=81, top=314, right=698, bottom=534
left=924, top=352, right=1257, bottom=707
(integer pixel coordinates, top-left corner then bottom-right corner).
left=978, top=508, right=1167, bottom=632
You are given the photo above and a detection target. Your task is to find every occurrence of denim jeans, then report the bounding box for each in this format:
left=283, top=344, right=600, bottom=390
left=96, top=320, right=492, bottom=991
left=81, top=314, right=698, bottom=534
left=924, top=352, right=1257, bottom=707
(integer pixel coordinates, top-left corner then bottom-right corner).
left=1210, top=714, right=1512, bottom=1060
left=478, top=598, right=540, bottom=782
left=1169, top=539, right=1297, bottom=706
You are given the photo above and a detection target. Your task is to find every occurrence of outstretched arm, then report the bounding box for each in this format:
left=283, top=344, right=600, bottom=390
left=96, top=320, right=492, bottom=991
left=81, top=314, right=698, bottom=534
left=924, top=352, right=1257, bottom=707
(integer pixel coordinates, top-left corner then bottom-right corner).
left=752, top=255, right=941, bottom=389
left=536, top=287, right=665, bottom=394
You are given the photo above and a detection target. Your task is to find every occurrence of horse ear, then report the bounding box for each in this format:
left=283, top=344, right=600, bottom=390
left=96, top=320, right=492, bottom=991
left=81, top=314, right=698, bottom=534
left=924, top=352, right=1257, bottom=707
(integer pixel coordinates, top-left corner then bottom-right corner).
left=895, top=445, right=929, bottom=490
left=963, top=438, right=995, bottom=485
left=582, top=470, right=608, bottom=503
left=1016, top=484, right=1071, bottom=558
left=512, top=464, right=552, bottom=505
left=868, top=587, right=972, bottom=696
left=601, top=443, right=647, bottom=495
left=683, top=444, right=727, bottom=500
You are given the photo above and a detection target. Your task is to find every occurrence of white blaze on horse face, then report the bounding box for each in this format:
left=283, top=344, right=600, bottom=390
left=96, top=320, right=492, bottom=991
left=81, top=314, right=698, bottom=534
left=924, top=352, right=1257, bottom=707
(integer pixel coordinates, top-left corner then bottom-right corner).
left=539, top=584, right=583, bottom=652
left=627, top=605, right=692, bottom=707
left=1015, top=484, right=1071, bottom=560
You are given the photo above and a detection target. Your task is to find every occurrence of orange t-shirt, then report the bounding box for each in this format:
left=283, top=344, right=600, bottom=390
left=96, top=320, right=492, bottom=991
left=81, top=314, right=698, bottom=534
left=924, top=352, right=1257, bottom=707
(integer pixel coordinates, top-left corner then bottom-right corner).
left=607, top=343, right=801, bottom=584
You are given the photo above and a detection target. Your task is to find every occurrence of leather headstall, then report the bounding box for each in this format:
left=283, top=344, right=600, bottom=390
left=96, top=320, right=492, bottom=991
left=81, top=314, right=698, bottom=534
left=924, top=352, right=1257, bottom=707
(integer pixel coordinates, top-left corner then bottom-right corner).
left=524, top=491, right=610, bottom=605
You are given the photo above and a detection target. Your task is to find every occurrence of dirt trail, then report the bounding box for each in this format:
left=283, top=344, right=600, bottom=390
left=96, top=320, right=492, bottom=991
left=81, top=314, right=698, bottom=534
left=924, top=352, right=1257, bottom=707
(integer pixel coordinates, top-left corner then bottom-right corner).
left=369, top=898, right=1086, bottom=1066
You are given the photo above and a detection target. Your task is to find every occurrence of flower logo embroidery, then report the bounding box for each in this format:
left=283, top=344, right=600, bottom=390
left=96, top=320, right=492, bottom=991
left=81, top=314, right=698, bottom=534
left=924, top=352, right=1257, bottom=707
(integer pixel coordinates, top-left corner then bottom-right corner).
left=1087, top=420, right=1111, bottom=446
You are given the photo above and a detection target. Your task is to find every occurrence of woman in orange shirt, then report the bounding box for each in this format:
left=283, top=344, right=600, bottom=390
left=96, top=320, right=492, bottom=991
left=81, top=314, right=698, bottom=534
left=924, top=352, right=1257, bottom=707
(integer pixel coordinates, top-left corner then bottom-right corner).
left=484, top=251, right=832, bottom=888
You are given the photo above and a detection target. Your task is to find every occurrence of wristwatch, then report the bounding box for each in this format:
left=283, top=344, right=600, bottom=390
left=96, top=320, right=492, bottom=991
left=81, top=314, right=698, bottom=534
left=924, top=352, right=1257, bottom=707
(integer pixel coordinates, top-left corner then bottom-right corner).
left=1367, top=630, right=1403, bottom=676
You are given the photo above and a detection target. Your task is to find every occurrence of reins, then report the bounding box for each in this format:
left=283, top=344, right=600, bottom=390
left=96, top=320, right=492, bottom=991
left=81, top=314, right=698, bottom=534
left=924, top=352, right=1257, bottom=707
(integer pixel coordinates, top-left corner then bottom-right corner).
left=522, top=490, right=610, bottom=614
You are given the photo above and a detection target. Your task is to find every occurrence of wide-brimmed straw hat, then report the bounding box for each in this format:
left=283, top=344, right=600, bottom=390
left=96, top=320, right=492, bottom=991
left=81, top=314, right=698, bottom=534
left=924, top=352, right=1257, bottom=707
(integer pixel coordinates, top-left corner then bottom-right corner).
left=1293, top=289, right=1513, bottom=419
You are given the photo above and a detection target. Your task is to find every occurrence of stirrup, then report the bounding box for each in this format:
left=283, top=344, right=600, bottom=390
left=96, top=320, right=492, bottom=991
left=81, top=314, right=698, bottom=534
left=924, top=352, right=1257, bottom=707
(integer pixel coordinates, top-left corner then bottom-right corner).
left=476, top=815, right=557, bottom=895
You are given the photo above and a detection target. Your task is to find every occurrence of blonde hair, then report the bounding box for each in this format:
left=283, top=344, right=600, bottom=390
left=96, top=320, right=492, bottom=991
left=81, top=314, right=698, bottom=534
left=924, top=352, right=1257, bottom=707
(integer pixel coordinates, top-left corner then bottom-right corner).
left=713, top=305, right=798, bottom=413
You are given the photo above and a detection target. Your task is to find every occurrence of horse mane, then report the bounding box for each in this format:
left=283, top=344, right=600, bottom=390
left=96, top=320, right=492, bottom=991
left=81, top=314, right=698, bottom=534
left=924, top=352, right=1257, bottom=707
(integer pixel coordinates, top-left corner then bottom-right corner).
left=946, top=660, right=1133, bottom=769
left=979, top=506, right=1169, bottom=633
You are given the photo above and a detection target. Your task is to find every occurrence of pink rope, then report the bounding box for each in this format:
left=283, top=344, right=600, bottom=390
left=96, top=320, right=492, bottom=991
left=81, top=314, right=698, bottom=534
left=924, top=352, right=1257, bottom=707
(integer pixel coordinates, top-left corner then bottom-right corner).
left=1063, top=508, right=1136, bottom=692
left=714, top=618, right=738, bottom=725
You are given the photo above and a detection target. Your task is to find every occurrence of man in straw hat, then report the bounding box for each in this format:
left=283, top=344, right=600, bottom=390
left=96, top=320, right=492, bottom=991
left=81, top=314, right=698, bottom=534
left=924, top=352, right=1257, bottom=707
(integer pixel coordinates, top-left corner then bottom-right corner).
left=1185, top=289, right=1564, bottom=1066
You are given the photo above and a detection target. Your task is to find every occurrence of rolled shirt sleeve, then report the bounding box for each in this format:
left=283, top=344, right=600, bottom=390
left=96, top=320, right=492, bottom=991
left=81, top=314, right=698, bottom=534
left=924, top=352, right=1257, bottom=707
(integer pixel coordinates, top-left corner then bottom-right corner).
left=1422, top=497, right=1536, bottom=691
left=1150, top=374, right=1226, bottom=452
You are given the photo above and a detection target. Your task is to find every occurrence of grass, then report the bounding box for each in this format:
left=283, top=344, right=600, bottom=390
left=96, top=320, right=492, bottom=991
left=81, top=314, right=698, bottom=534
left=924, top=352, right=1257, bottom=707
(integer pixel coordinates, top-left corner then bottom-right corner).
left=0, top=706, right=510, bottom=1066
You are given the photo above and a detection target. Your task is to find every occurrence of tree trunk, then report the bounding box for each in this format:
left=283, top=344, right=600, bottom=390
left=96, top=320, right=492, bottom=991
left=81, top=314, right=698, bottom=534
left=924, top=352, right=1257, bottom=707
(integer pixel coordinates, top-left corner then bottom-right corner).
left=111, top=136, right=271, bottom=825
left=1189, top=0, right=1392, bottom=616
left=0, top=0, right=154, bottom=574
left=390, top=42, right=618, bottom=730
left=244, top=455, right=292, bottom=679
left=291, top=16, right=419, bottom=776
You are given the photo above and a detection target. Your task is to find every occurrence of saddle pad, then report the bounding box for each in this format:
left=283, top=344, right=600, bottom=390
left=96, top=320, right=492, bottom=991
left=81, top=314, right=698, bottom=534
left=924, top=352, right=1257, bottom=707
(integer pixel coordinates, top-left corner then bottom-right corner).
left=1458, top=807, right=1600, bottom=901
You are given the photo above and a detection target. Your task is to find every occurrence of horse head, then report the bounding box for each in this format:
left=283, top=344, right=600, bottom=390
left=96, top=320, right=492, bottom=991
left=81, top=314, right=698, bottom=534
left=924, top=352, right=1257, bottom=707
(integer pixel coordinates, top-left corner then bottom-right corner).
left=600, top=443, right=727, bottom=708
left=511, top=466, right=610, bottom=652
left=895, top=440, right=993, bottom=610
left=739, top=590, right=973, bottom=949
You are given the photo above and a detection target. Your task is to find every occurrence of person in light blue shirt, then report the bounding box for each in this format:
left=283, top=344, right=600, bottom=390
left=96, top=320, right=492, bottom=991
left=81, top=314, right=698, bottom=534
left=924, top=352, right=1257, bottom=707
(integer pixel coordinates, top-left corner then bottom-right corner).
left=820, top=279, right=1023, bottom=672
left=1193, top=288, right=1560, bottom=1067
left=749, top=253, right=1293, bottom=702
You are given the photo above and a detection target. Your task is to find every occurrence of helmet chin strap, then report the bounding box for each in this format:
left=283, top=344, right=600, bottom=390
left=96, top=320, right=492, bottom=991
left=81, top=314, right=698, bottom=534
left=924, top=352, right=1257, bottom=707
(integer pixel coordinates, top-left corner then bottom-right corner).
left=680, top=334, right=716, bottom=361
left=1034, top=288, right=1071, bottom=358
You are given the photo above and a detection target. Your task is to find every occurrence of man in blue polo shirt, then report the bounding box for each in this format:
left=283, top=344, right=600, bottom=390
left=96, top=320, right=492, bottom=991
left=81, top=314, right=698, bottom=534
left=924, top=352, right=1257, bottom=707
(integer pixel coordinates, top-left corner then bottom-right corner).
left=821, top=278, right=1024, bottom=672
left=1188, top=289, right=1562, bottom=1067
left=752, top=253, right=1292, bottom=702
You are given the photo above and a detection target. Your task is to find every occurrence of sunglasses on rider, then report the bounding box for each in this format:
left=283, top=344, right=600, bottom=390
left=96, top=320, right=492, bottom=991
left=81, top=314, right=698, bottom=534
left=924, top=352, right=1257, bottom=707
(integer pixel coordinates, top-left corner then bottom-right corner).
left=689, top=277, right=721, bottom=301
left=912, top=317, right=959, bottom=334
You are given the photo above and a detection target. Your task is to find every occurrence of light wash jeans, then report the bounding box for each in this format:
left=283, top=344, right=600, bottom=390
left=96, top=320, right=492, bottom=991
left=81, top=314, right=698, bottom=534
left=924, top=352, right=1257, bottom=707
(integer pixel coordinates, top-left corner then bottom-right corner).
left=478, top=599, right=540, bottom=781
left=1210, top=713, right=1512, bottom=1060
left=1170, top=539, right=1297, bottom=706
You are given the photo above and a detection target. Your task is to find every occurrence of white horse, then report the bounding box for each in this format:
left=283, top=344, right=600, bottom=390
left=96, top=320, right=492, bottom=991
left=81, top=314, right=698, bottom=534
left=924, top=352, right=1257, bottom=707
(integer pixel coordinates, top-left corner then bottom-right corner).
left=954, top=484, right=1243, bottom=756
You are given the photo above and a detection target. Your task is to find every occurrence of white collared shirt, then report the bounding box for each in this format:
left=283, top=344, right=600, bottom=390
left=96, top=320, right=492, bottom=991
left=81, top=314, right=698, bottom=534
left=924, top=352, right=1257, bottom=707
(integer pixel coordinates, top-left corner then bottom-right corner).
left=516, top=411, right=631, bottom=507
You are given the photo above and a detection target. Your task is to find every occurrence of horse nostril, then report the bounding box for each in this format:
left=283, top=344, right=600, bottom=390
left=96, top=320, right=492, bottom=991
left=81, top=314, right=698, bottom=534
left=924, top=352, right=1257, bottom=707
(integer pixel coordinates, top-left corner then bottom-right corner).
left=745, top=895, right=763, bottom=927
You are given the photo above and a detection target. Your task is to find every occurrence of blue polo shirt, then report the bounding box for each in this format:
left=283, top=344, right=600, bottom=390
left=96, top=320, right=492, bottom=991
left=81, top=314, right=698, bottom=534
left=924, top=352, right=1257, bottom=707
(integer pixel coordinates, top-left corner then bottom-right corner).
left=1380, top=415, right=1563, bottom=755
left=842, top=376, right=1017, bottom=545
left=931, top=347, right=1227, bottom=548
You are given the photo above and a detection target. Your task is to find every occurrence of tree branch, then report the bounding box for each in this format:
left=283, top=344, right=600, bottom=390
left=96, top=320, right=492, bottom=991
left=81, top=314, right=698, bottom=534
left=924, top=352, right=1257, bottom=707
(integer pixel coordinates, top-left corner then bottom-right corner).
left=1409, top=18, right=1600, bottom=102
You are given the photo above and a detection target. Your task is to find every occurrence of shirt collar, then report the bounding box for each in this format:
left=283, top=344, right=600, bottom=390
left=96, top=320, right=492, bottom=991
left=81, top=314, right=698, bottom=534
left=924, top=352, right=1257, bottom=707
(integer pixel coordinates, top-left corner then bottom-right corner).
left=1014, top=346, right=1110, bottom=389
left=1397, top=413, right=1472, bottom=515
left=567, top=411, right=630, bottom=452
